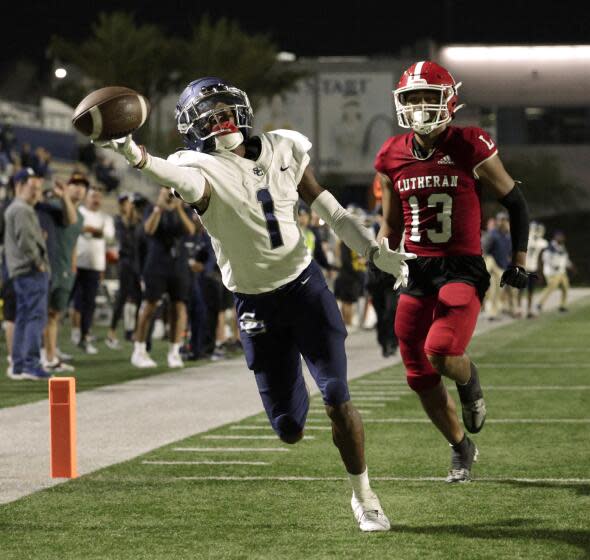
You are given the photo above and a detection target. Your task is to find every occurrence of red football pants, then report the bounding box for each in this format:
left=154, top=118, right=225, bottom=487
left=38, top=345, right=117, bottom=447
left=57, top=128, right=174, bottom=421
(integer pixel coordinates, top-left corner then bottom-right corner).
left=394, top=283, right=481, bottom=392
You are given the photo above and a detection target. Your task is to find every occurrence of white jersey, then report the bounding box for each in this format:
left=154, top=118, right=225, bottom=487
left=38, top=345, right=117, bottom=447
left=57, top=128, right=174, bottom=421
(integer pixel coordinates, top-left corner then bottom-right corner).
left=542, top=241, right=569, bottom=277
left=525, top=235, right=548, bottom=272
left=167, top=130, right=312, bottom=294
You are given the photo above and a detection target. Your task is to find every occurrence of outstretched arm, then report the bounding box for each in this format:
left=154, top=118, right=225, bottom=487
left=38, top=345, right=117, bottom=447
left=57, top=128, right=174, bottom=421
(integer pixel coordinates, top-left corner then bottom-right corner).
left=100, top=135, right=211, bottom=205
left=297, top=165, right=415, bottom=283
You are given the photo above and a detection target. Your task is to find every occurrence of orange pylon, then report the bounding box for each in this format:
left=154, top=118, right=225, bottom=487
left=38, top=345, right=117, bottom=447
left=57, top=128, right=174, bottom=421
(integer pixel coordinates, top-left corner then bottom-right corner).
left=49, top=377, right=78, bottom=478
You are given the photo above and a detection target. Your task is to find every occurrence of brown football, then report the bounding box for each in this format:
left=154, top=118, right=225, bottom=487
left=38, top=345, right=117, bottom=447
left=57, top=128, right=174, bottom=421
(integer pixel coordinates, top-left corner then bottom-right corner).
left=72, top=86, right=150, bottom=141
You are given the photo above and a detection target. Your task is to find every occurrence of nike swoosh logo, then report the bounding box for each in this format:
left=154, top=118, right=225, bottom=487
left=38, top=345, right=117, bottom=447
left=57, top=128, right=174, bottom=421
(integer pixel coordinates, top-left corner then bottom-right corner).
left=280, top=165, right=290, bottom=171
left=301, top=276, right=311, bottom=285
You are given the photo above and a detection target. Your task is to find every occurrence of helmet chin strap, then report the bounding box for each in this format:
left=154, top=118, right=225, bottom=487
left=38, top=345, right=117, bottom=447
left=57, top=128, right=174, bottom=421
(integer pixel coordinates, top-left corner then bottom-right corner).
left=214, top=131, right=244, bottom=152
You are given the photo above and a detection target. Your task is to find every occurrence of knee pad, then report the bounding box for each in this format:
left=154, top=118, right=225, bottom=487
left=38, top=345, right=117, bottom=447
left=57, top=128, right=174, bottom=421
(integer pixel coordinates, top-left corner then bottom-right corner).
left=274, top=414, right=304, bottom=443
left=322, top=378, right=350, bottom=406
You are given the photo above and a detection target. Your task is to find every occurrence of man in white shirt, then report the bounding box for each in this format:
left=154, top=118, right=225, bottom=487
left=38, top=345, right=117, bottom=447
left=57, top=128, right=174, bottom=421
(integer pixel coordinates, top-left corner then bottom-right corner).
left=71, top=186, right=115, bottom=353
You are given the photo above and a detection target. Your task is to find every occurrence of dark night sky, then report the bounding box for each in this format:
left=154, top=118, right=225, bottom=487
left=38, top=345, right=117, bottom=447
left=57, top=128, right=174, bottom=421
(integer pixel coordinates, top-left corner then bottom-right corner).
left=5, top=0, right=590, bottom=68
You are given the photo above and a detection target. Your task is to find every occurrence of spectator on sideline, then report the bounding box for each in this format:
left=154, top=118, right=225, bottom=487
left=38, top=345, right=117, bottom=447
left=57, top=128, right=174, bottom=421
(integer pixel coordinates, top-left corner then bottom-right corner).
left=71, top=185, right=115, bottom=354
left=4, top=168, right=51, bottom=380
left=521, top=221, right=548, bottom=318
left=537, top=230, right=573, bottom=313
left=106, top=192, right=142, bottom=347
left=41, top=173, right=87, bottom=372
left=482, top=212, right=513, bottom=319
left=184, top=214, right=212, bottom=360
left=131, top=188, right=195, bottom=369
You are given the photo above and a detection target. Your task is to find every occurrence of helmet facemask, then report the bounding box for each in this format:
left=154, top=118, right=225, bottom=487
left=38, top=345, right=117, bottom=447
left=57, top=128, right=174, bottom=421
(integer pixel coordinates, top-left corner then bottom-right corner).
left=394, top=84, right=460, bottom=135
left=176, top=84, right=253, bottom=151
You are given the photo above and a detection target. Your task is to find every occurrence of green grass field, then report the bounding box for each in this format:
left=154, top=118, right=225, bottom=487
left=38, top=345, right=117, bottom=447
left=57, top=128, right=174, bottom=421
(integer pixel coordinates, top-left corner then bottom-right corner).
left=1, top=302, right=590, bottom=559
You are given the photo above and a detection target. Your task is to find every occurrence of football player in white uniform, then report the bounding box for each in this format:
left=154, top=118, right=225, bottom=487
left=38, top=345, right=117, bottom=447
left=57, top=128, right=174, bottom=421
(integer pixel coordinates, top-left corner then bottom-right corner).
left=103, top=77, right=416, bottom=532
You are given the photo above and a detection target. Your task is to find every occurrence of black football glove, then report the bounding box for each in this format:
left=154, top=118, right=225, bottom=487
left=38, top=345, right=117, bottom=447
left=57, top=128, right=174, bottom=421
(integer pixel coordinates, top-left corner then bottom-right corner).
left=500, top=266, right=535, bottom=289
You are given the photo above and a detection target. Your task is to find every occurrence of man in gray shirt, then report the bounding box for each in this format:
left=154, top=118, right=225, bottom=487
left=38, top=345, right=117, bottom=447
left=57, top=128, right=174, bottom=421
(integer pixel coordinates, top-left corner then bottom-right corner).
left=4, top=167, right=52, bottom=379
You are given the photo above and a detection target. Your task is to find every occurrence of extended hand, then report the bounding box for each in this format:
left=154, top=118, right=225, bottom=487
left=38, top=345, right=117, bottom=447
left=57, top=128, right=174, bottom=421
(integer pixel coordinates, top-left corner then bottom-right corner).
left=372, top=238, right=417, bottom=289
left=500, top=265, right=534, bottom=289
left=97, top=135, right=143, bottom=166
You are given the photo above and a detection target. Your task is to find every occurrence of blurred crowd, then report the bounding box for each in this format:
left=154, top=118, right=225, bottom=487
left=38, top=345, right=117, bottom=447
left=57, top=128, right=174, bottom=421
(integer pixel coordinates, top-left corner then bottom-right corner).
left=0, top=145, right=576, bottom=380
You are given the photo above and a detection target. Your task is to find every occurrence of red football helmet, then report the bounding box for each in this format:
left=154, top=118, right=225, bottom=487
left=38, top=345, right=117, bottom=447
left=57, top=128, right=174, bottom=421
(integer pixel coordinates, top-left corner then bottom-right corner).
left=394, top=61, right=463, bottom=135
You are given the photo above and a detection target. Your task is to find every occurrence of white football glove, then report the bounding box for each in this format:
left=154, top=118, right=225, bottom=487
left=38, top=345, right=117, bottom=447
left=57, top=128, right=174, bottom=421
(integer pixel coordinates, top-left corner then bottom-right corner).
left=372, top=238, right=417, bottom=289
left=97, top=135, right=143, bottom=167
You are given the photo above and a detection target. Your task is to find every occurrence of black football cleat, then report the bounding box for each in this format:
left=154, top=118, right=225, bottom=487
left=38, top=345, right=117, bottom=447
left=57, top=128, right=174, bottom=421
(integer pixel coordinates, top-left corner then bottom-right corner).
left=456, top=363, right=487, bottom=434
left=446, top=436, right=479, bottom=483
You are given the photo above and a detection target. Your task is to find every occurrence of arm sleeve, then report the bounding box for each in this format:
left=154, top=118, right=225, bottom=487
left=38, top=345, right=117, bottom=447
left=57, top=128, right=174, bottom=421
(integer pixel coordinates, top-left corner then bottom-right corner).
left=311, top=190, right=377, bottom=258
left=499, top=184, right=530, bottom=253
left=142, top=155, right=207, bottom=204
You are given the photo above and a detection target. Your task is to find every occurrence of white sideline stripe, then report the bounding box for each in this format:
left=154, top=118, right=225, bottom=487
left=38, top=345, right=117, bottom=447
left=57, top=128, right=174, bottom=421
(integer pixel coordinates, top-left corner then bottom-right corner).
left=173, top=447, right=289, bottom=453
left=176, top=475, right=590, bottom=484
left=142, top=460, right=270, bottom=466
left=202, top=435, right=315, bottom=440
left=230, top=425, right=332, bottom=431
left=319, top=418, right=590, bottom=424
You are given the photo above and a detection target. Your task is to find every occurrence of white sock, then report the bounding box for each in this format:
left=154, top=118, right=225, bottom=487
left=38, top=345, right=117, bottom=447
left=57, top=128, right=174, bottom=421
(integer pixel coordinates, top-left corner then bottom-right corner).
left=134, top=341, right=146, bottom=353
left=349, top=467, right=372, bottom=501
left=170, top=343, right=181, bottom=355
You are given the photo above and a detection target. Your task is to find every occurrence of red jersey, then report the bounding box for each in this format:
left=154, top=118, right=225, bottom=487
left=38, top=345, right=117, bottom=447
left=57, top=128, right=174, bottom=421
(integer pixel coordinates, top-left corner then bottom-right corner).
left=375, top=126, right=497, bottom=257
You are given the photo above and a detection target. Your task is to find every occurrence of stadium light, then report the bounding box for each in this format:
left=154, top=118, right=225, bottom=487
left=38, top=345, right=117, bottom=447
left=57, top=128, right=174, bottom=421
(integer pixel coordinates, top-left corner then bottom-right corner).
left=55, top=68, right=68, bottom=79
left=276, top=51, right=297, bottom=62
left=441, top=45, right=590, bottom=62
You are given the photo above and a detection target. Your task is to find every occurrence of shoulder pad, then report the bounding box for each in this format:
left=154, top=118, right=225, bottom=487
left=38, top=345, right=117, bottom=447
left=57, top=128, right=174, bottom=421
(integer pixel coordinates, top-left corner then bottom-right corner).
left=267, top=129, right=312, bottom=153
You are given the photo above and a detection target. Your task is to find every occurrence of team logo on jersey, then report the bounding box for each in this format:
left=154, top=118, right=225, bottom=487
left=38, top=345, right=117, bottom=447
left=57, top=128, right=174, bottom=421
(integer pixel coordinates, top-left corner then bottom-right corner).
left=437, top=155, right=455, bottom=165
left=252, top=167, right=264, bottom=176
left=239, top=312, right=266, bottom=335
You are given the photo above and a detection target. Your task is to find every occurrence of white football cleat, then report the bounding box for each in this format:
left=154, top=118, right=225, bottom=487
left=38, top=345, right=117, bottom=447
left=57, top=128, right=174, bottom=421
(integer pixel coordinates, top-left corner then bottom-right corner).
left=351, top=492, right=391, bottom=532
left=167, top=352, right=184, bottom=369
left=131, top=350, right=157, bottom=369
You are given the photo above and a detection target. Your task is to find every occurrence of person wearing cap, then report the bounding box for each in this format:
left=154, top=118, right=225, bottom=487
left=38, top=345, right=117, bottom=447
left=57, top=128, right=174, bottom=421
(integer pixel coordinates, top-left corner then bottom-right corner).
left=4, top=168, right=51, bottom=379
left=41, top=172, right=88, bottom=372
left=105, top=191, right=142, bottom=348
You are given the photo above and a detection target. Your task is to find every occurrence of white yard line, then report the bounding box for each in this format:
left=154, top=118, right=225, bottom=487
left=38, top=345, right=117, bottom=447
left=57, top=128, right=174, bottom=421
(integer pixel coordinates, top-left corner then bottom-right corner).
left=176, top=475, right=590, bottom=485
left=173, top=447, right=289, bottom=453
left=474, top=363, right=590, bottom=368
left=201, top=435, right=316, bottom=440
left=348, top=396, right=401, bottom=401
left=304, top=418, right=590, bottom=424
left=229, top=425, right=331, bottom=431
left=142, top=460, right=270, bottom=466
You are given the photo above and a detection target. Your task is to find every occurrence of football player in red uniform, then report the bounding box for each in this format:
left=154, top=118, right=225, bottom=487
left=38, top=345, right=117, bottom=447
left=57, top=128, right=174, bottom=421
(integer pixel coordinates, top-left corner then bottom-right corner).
left=374, top=61, right=532, bottom=482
